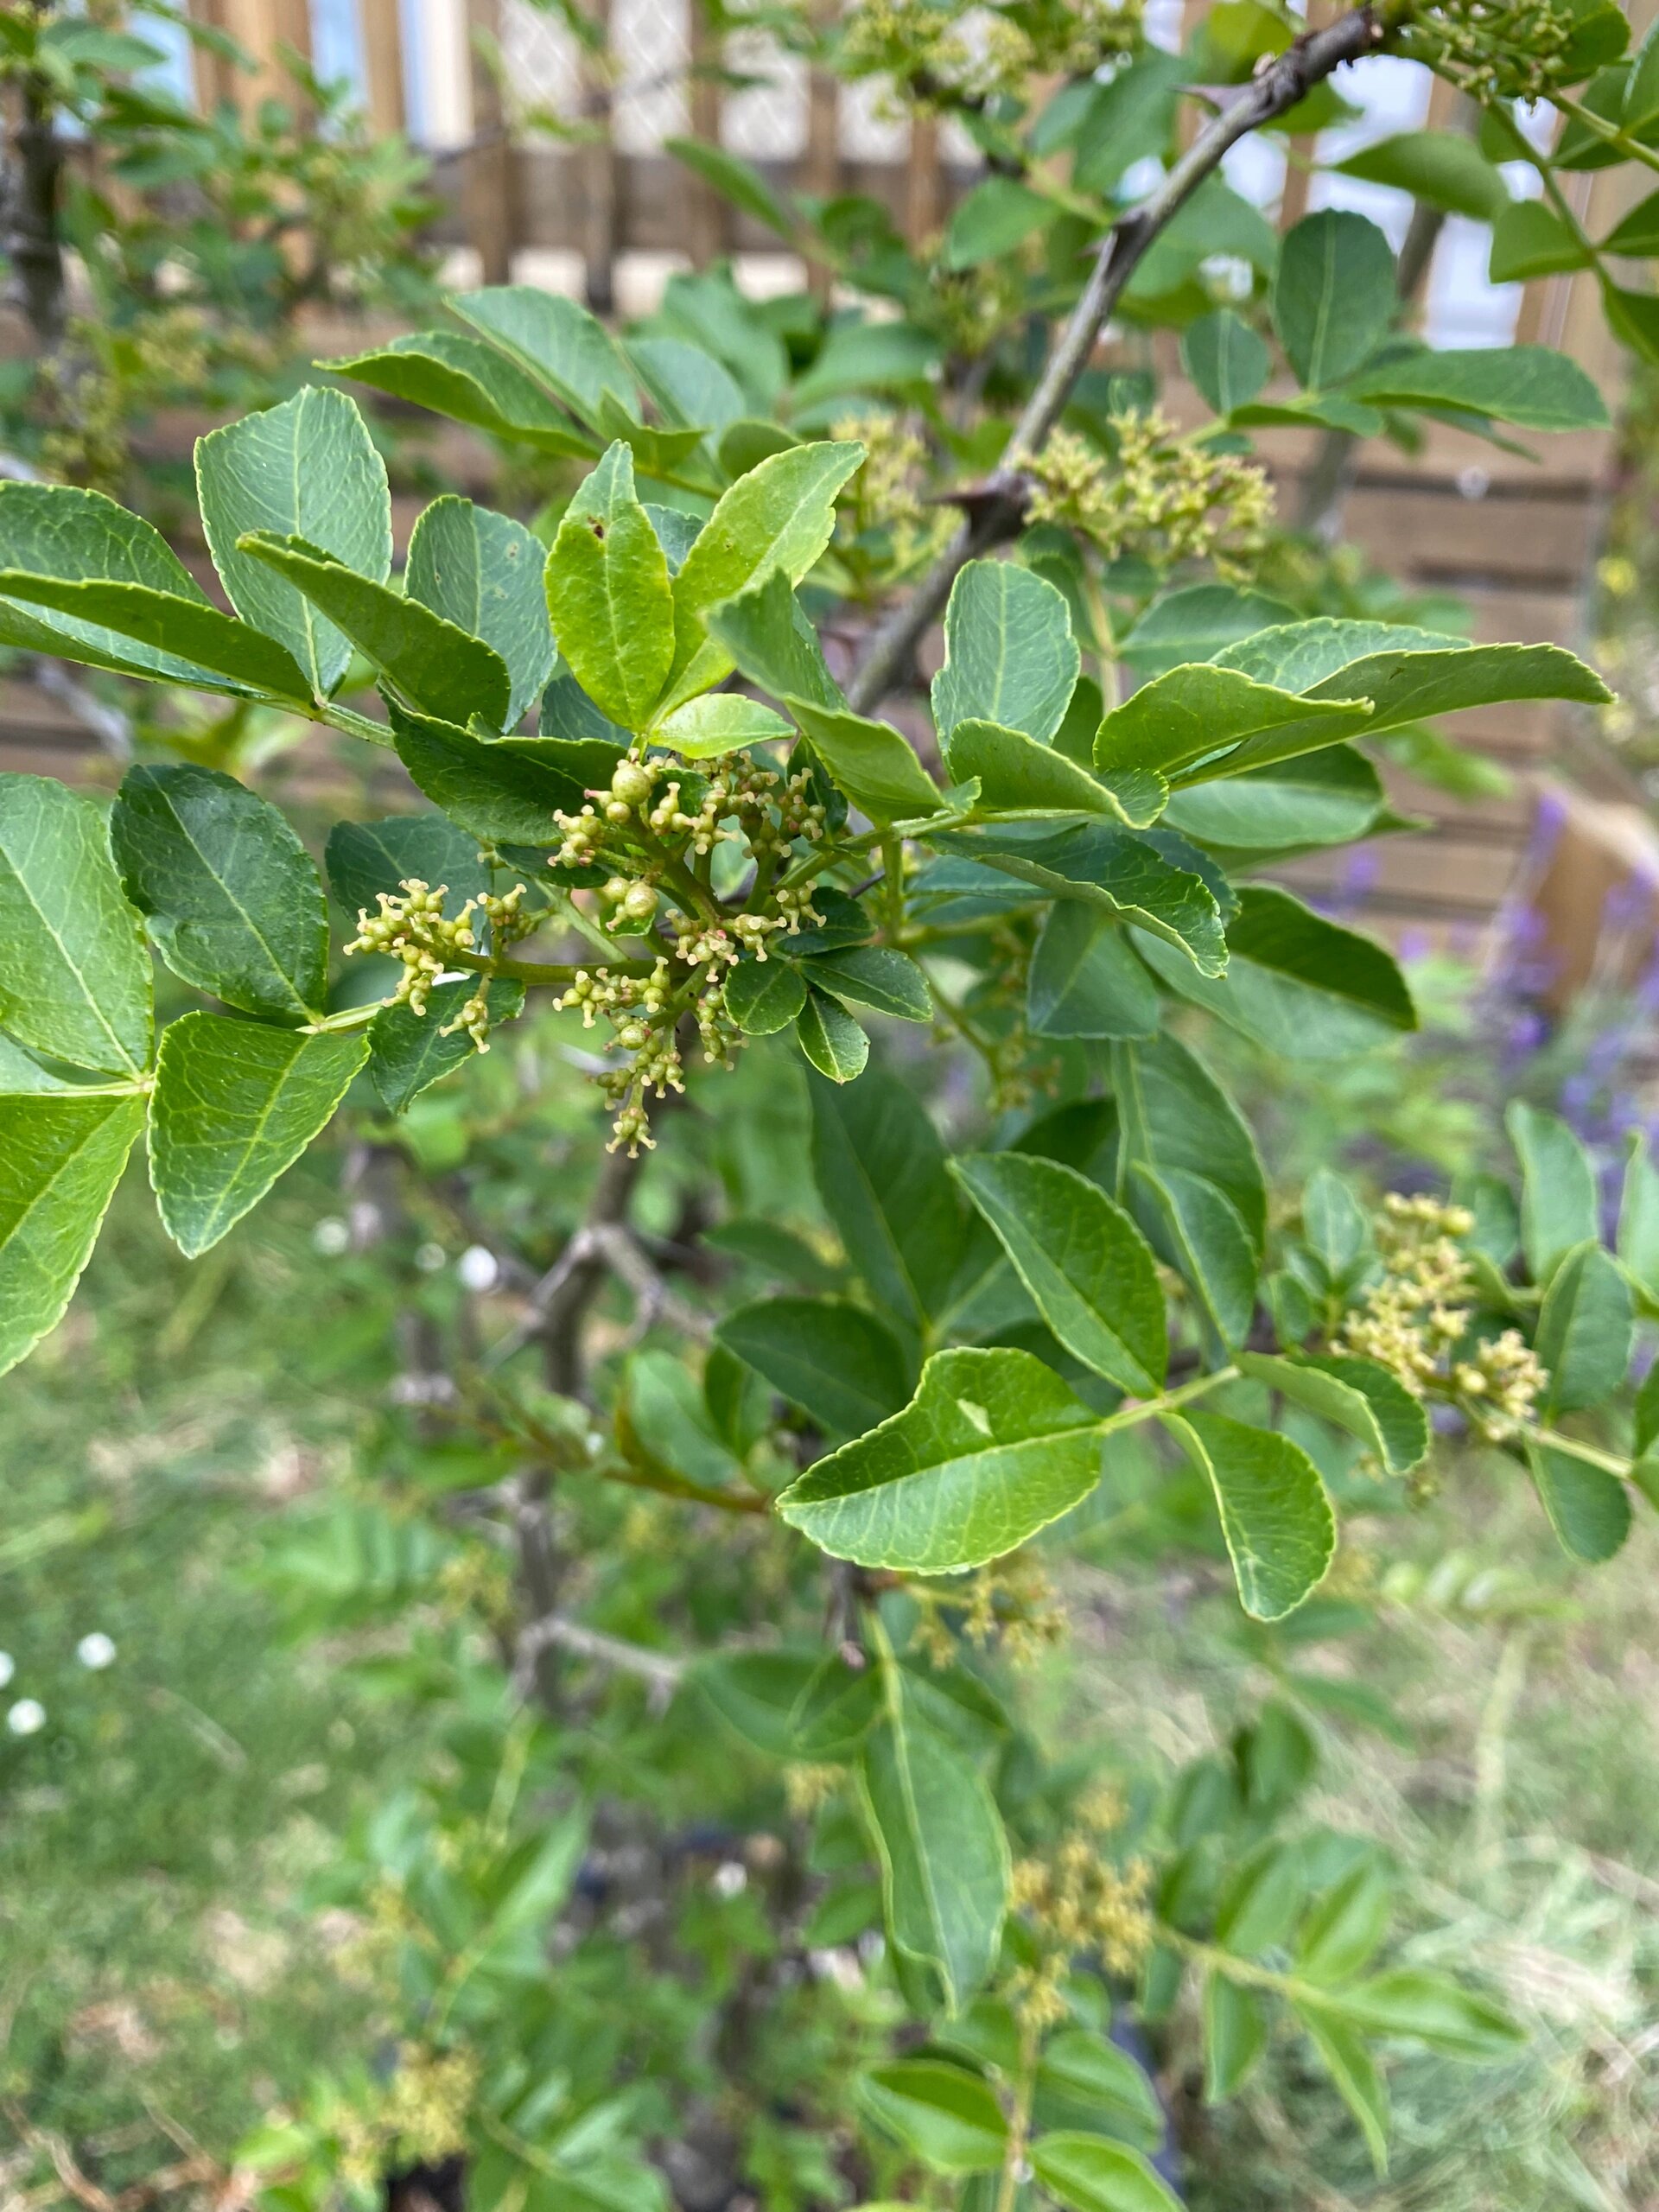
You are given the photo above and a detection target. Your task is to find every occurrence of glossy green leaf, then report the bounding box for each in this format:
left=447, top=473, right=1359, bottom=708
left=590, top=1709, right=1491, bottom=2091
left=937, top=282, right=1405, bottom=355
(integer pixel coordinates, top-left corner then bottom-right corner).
left=1034, top=2030, right=1164, bottom=2147
left=1274, top=209, right=1396, bottom=391
left=942, top=823, right=1225, bottom=977
left=195, top=387, right=391, bottom=697
left=1137, top=887, right=1416, bottom=1058
left=1216, top=1838, right=1308, bottom=1959
left=0, top=774, right=151, bottom=1077
left=655, top=693, right=794, bottom=757
left=1112, top=1031, right=1267, bottom=1250
left=777, top=1345, right=1100, bottom=1573
left=1128, top=1163, right=1257, bottom=1349
left=237, top=531, right=512, bottom=731
left=703, top=567, right=843, bottom=709
left=856, top=2059, right=1006, bottom=2172
left=1031, top=2133, right=1182, bottom=2212
left=1117, top=583, right=1299, bottom=677
left=1160, top=746, right=1385, bottom=858
left=950, top=1153, right=1165, bottom=1394
left=1526, top=1438, right=1633, bottom=1563
left=1027, top=904, right=1159, bottom=1040
left=693, top=1648, right=881, bottom=1761
left=1204, top=1975, right=1268, bottom=2101
left=807, top=1065, right=964, bottom=1328
left=112, top=764, right=327, bottom=1024
left=0, top=570, right=312, bottom=702
left=1295, top=1859, right=1392, bottom=1984
left=543, top=441, right=674, bottom=731
left=0, top=1093, right=145, bottom=1377
left=1236, top=1351, right=1429, bottom=1474
left=858, top=1670, right=1008, bottom=2012
left=452, top=285, right=639, bottom=433
left=1348, top=345, right=1607, bottom=430
left=1535, top=1240, right=1633, bottom=1414
left=663, top=440, right=864, bottom=710
left=932, top=561, right=1079, bottom=746
left=367, top=976, right=525, bottom=1112
left=1332, top=129, right=1509, bottom=218
left=723, top=956, right=807, bottom=1035
left=716, top=1295, right=915, bottom=1440
left=1182, top=308, right=1271, bottom=416
left=795, top=987, right=869, bottom=1081
left=1095, top=664, right=1370, bottom=779
left=325, top=814, right=490, bottom=920
left=149, top=1014, right=368, bottom=1257
left=787, top=696, right=940, bottom=820
left=1490, top=199, right=1592, bottom=282
left=803, top=944, right=931, bottom=1023
left=943, top=719, right=1132, bottom=821
left=665, top=134, right=796, bottom=237
left=1166, top=1411, right=1334, bottom=1620
left=631, top=337, right=747, bottom=435
left=1297, top=2010, right=1389, bottom=2173
left=1507, top=1101, right=1599, bottom=1283
left=321, top=329, right=598, bottom=456
left=406, top=495, right=553, bottom=731
left=389, top=702, right=586, bottom=844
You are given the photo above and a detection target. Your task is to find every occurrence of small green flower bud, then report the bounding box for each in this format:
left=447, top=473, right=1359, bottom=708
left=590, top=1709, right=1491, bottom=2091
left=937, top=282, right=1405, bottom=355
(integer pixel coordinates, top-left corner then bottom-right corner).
left=610, top=760, right=655, bottom=809
left=620, top=881, right=659, bottom=923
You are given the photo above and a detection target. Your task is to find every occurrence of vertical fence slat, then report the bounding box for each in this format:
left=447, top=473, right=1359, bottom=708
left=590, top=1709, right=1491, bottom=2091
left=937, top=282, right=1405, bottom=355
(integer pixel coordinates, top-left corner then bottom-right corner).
left=685, top=0, right=728, bottom=264
left=905, top=111, right=942, bottom=247
left=361, top=0, right=408, bottom=136
left=801, top=0, right=840, bottom=301
left=465, top=0, right=513, bottom=282
left=581, top=0, right=620, bottom=315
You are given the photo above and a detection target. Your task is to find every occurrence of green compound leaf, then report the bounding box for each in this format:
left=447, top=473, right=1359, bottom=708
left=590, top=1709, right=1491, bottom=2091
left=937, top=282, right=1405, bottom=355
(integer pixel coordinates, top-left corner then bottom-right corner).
left=545, top=441, right=675, bottom=731
left=1031, top=2133, right=1183, bottom=2212
left=807, top=1064, right=965, bottom=1329
left=723, top=955, right=807, bottom=1035
left=0, top=773, right=152, bottom=1077
left=1136, top=887, right=1417, bottom=1059
left=801, top=944, right=931, bottom=1023
left=940, top=822, right=1225, bottom=977
left=931, top=560, right=1080, bottom=746
left=325, top=815, right=491, bottom=920
left=704, top=567, right=844, bottom=710
left=857, top=1670, right=1009, bottom=2013
left=111, top=763, right=329, bottom=1025
left=1274, top=209, right=1397, bottom=391
left=1317, top=1970, right=1524, bottom=2060
left=1034, top=2028, right=1165, bottom=2148
left=1347, top=343, right=1607, bottom=430
left=1535, top=1239, right=1634, bottom=1414
left=663, top=439, right=864, bottom=711
left=0, top=1093, right=145, bottom=1378
left=0, top=572, right=312, bottom=702
left=236, top=532, right=512, bottom=732
left=795, top=987, right=869, bottom=1082
left=367, top=976, right=526, bottom=1113
left=855, top=2060, right=1007, bottom=2174
left=321, top=328, right=600, bottom=457
left=942, top=174, right=1057, bottom=267
left=1166, top=1410, right=1335, bottom=1620
left=1118, top=582, right=1299, bottom=677
left=776, top=1345, right=1101, bottom=1573
left=406, top=495, right=553, bottom=731
left=1027, top=905, right=1160, bottom=1040
left=1618, top=1130, right=1659, bottom=1308
left=195, top=386, right=391, bottom=698
left=1236, top=1351, right=1429, bottom=1475
left=149, top=1014, right=369, bottom=1258
left=942, top=719, right=1133, bottom=821
left=1526, top=1437, right=1633, bottom=1563
left=692, top=1648, right=882, bottom=1762
left=717, top=1294, right=916, bottom=1440
left=0, top=482, right=276, bottom=694
left=950, top=1153, right=1166, bottom=1394
left=1295, top=1859, right=1393, bottom=1984
left=786, top=696, right=940, bottom=821
left=1506, top=1100, right=1599, bottom=1284
left=655, top=693, right=795, bottom=757
left=1095, top=664, right=1370, bottom=779
left=388, top=702, right=588, bottom=845
left=1332, top=127, right=1510, bottom=219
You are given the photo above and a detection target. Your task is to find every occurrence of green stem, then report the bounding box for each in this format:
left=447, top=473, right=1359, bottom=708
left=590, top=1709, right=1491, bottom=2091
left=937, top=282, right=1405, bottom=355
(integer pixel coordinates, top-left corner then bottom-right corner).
left=1527, top=1426, right=1632, bottom=1479
left=995, top=2021, right=1039, bottom=2212
left=1550, top=92, right=1659, bottom=182
left=880, top=832, right=906, bottom=944
left=1096, top=1365, right=1240, bottom=1435
left=1163, top=1927, right=1330, bottom=2009
left=453, top=950, right=659, bottom=985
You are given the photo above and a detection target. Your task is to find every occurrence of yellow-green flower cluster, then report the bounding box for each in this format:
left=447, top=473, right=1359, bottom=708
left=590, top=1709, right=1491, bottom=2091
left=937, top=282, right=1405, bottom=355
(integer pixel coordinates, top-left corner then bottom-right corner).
left=1020, top=413, right=1274, bottom=579
left=840, top=0, right=1141, bottom=111
left=1007, top=1805, right=1154, bottom=2026
left=911, top=1551, right=1067, bottom=1668
left=1338, top=1193, right=1548, bottom=1444
left=1402, top=0, right=1575, bottom=103
left=345, top=877, right=533, bottom=1047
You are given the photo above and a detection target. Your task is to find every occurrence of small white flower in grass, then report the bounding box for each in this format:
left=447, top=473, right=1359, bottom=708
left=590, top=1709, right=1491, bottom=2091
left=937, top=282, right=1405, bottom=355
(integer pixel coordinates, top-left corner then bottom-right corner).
left=415, top=1242, right=447, bottom=1274
left=712, top=1860, right=747, bottom=1899
left=0, top=1652, right=13, bottom=1689
left=7, top=1699, right=46, bottom=1736
left=312, top=1217, right=351, bottom=1257
left=457, top=1245, right=499, bottom=1294
left=76, top=1633, right=117, bottom=1670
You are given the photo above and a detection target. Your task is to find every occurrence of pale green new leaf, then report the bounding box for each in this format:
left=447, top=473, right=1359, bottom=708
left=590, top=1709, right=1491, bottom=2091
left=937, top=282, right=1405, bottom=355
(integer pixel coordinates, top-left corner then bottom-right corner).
left=716, top=1295, right=915, bottom=1440
left=656, top=694, right=794, bottom=757
left=236, top=532, right=512, bottom=731
left=703, top=567, right=843, bottom=709
left=195, top=387, right=391, bottom=697
left=1031, top=2133, right=1183, bottom=2212
left=1535, top=1239, right=1633, bottom=1414
left=857, top=1669, right=1009, bottom=2011
left=1166, top=1411, right=1335, bottom=1619
left=1094, top=664, right=1367, bottom=779
left=1507, top=1100, right=1599, bottom=1282
left=932, top=560, right=1079, bottom=745
left=0, top=1093, right=145, bottom=1377
left=1236, top=1351, right=1429, bottom=1474
left=149, top=1014, right=369, bottom=1257
left=855, top=2061, right=1007, bottom=2174
left=950, top=1153, right=1166, bottom=1393
left=545, top=441, right=675, bottom=730
left=1028, top=905, right=1159, bottom=1039
left=664, top=440, right=864, bottom=709
left=0, top=773, right=152, bottom=1077
left=111, top=764, right=328, bottom=1024
left=776, top=1346, right=1100, bottom=1573
left=787, top=697, right=940, bottom=820
left=406, top=496, right=553, bottom=730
